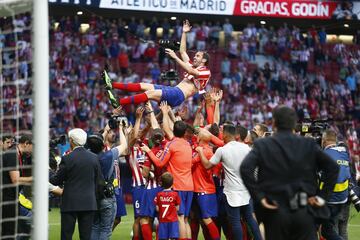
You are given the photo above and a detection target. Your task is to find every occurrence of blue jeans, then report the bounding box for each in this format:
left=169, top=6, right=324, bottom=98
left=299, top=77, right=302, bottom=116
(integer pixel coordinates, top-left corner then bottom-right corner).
left=90, top=197, right=116, bottom=240
left=224, top=194, right=262, bottom=240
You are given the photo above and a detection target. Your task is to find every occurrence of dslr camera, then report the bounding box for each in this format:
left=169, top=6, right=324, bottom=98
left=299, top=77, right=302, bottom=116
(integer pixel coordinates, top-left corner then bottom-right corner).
left=159, top=39, right=180, bottom=51
left=108, top=115, right=128, bottom=129
left=49, top=135, right=66, bottom=148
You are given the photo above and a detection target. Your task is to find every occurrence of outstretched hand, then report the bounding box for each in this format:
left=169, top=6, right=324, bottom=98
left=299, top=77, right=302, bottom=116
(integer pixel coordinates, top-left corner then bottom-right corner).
left=165, top=48, right=177, bottom=59
left=213, top=90, right=223, bottom=102
left=112, top=106, right=124, bottom=116
left=135, top=106, right=145, bottom=118
left=160, top=101, right=170, bottom=114
left=183, top=19, right=192, bottom=33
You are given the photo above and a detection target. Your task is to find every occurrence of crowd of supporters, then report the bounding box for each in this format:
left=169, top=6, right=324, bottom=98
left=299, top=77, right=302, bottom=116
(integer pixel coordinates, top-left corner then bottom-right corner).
left=1, top=13, right=360, bottom=240
left=1, top=14, right=359, bottom=146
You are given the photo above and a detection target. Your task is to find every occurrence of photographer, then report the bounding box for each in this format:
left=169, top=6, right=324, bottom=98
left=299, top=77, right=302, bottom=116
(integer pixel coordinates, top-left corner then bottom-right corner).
left=321, top=129, right=351, bottom=240
left=87, top=121, right=128, bottom=240
left=103, top=19, right=211, bottom=108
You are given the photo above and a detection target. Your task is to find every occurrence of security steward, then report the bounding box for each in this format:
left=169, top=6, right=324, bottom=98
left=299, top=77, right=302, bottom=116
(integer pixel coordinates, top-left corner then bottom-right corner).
left=240, top=105, right=339, bottom=240
left=321, top=129, right=351, bottom=240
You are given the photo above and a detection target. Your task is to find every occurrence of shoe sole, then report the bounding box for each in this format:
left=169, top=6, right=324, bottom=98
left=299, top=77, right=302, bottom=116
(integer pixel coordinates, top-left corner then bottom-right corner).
left=107, top=90, right=120, bottom=108
left=103, top=70, right=112, bottom=90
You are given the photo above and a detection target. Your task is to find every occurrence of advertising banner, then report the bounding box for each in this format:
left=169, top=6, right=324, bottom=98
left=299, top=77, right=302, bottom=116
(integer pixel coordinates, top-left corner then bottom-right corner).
left=49, top=0, right=360, bottom=20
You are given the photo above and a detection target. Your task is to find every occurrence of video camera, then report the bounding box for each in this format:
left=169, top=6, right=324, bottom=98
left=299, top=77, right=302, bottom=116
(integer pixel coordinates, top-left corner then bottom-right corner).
left=160, top=69, right=179, bottom=82
left=298, top=119, right=330, bottom=145
left=108, top=115, right=128, bottom=130
left=159, top=39, right=180, bottom=51
left=349, top=184, right=360, bottom=212
left=49, top=135, right=66, bottom=149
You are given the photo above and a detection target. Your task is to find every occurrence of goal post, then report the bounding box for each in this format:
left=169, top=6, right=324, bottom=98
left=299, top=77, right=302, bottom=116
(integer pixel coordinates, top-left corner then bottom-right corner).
left=0, top=0, right=49, bottom=239
left=32, top=0, right=49, bottom=239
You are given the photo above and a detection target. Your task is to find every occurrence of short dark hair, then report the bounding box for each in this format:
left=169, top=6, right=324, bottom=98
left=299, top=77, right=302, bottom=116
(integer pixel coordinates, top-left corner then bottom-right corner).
left=236, top=125, right=248, bottom=141
left=174, top=121, right=187, bottom=138
left=86, top=134, right=104, bottom=154
left=19, top=135, right=32, bottom=144
left=2, top=135, right=12, bottom=142
left=273, top=105, right=297, bottom=131
left=209, top=123, right=220, bottom=137
left=161, top=172, right=173, bottom=189
left=201, top=51, right=210, bottom=66
left=223, top=124, right=236, bottom=136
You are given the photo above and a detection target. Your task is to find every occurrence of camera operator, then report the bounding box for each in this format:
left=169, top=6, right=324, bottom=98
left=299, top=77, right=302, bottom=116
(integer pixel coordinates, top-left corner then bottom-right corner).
left=240, top=106, right=339, bottom=240
left=87, top=121, right=128, bottom=240
left=103, top=19, right=211, bottom=108
left=320, top=129, right=351, bottom=240
left=1, top=135, right=33, bottom=240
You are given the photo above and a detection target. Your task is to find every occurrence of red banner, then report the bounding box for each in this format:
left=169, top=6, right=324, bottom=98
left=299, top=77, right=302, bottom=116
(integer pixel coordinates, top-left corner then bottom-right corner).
left=233, top=0, right=338, bottom=19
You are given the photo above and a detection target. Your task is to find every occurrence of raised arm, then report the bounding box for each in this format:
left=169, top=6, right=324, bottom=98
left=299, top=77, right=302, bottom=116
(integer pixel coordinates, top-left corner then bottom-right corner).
left=114, top=124, right=128, bottom=156
left=165, top=49, right=199, bottom=77
left=180, top=19, right=191, bottom=63
left=145, top=101, right=160, bottom=129
left=160, top=101, right=174, bottom=140
left=133, top=106, right=145, bottom=140
left=212, top=89, right=223, bottom=125
left=204, top=91, right=214, bottom=125
left=193, top=100, right=205, bottom=127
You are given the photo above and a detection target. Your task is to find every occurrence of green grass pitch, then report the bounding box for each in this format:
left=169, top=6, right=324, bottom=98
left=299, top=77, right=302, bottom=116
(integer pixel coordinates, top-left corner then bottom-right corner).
left=48, top=205, right=360, bottom=239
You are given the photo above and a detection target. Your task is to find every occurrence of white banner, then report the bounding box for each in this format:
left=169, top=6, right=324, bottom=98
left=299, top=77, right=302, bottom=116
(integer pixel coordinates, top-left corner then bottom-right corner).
left=99, top=0, right=236, bottom=15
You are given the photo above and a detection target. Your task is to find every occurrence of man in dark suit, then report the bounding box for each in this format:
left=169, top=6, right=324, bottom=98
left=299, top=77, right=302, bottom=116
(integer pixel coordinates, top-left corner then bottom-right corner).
left=50, top=128, right=99, bottom=240
left=240, top=106, right=339, bottom=240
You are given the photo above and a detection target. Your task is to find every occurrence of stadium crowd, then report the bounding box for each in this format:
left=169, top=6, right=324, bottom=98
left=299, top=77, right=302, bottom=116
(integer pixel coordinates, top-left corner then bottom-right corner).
left=1, top=13, right=360, bottom=240
left=1, top=14, right=360, bottom=144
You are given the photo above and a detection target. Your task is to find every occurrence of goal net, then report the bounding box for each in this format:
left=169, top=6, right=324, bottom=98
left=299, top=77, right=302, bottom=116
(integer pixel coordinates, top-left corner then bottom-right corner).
left=1, top=0, right=49, bottom=239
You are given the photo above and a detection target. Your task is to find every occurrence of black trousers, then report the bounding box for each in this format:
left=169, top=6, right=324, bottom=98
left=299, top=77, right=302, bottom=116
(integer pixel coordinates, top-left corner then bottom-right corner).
left=61, top=211, right=95, bottom=240
left=1, top=203, right=16, bottom=240
left=321, top=204, right=344, bottom=240
left=259, top=207, right=317, bottom=240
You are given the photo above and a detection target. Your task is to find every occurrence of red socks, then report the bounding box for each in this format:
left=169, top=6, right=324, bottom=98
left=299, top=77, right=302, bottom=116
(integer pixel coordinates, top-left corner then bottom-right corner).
left=141, top=223, right=153, bottom=240
left=113, top=82, right=142, bottom=92
left=120, top=93, right=149, bottom=105
left=190, top=220, right=200, bottom=240
left=206, top=221, right=220, bottom=240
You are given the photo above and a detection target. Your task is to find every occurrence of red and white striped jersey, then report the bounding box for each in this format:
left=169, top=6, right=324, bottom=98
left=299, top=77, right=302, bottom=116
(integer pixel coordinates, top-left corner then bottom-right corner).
left=144, top=140, right=168, bottom=189
left=184, top=63, right=211, bottom=91
left=127, top=146, right=147, bottom=187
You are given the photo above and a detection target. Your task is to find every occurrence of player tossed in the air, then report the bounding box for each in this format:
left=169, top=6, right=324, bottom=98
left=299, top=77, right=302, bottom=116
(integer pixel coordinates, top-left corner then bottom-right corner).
left=154, top=172, right=181, bottom=240
left=103, top=19, right=211, bottom=108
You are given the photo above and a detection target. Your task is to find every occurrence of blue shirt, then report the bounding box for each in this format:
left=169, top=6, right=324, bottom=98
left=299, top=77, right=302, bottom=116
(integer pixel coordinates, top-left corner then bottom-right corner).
left=324, top=145, right=351, bottom=204
left=346, top=75, right=356, bottom=91
left=99, top=148, right=119, bottom=180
